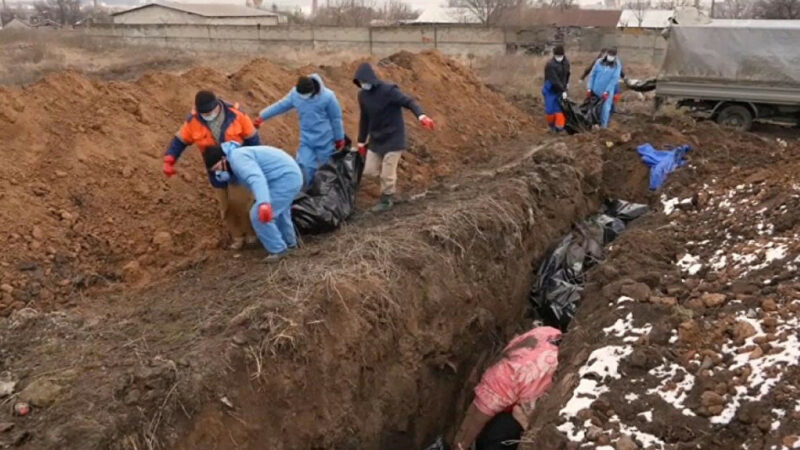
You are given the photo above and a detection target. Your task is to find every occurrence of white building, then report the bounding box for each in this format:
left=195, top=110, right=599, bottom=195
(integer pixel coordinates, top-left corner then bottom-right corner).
left=112, top=2, right=280, bottom=26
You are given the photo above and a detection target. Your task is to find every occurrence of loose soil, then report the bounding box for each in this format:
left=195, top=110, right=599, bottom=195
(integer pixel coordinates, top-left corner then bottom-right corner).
left=527, top=118, right=800, bottom=450
left=0, top=50, right=534, bottom=314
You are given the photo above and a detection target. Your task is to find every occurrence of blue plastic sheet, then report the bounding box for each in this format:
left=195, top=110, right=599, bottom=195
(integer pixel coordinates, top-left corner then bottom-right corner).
left=637, top=144, right=691, bottom=190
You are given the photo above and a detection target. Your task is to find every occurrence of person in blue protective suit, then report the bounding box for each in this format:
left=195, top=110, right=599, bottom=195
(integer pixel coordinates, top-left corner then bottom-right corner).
left=254, top=75, right=345, bottom=190
left=353, top=62, right=435, bottom=212
left=541, top=45, right=571, bottom=133
left=203, top=142, right=303, bottom=263
left=586, top=48, right=622, bottom=128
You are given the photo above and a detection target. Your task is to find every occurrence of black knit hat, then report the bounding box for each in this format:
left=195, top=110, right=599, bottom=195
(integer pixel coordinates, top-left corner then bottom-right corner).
left=203, top=145, right=225, bottom=169
left=553, top=45, right=565, bottom=56
left=195, top=90, right=218, bottom=114
left=296, top=76, right=315, bottom=95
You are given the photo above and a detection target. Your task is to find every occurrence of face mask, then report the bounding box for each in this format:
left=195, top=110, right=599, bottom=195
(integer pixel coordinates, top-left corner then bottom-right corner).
left=298, top=92, right=312, bottom=99
left=360, top=83, right=373, bottom=91
left=555, top=56, right=564, bottom=62
left=215, top=170, right=231, bottom=184
left=606, top=55, right=616, bottom=62
left=201, top=109, right=220, bottom=122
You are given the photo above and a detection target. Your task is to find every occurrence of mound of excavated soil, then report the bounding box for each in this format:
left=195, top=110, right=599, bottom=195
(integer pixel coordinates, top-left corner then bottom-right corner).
left=0, top=50, right=533, bottom=315
left=527, top=120, right=800, bottom=450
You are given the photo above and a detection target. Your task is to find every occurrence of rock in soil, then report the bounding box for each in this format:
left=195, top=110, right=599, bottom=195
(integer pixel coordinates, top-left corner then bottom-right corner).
left=19, top=379, right=63, bottom=407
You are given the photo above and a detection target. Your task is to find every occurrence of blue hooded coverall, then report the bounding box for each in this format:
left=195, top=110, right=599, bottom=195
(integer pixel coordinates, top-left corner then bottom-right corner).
left=221, top=142, right=303, bottom=254
left=258, top=74, right=345, bottom=190
left=587, top=59, right=622, bottom=128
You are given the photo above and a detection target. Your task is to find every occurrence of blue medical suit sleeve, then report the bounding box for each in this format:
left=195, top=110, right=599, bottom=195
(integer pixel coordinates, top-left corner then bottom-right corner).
left=165, top=136, right=188, bottom=160
left=233, top=152, right=272, bottom=205
left=587, top=64, right=597, bottom=93
left=603, top=64, right=622, bottom=96
left=326, top=94, right=345, bottom=141
left=259, top=92, right=295, bottom=121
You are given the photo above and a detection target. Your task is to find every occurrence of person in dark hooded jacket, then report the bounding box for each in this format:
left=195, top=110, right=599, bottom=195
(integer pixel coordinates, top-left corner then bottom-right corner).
left=353, top=62, right=435, bottom=212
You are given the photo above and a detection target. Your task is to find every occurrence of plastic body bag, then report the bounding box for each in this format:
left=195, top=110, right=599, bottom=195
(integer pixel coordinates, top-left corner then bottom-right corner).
left=560, top=96, right=605, bottom=134
left=530, top=200, right=649, bottom=329
left=291, top=145, right=365, bottom=234
left=637, top=144, right=691, bottom=190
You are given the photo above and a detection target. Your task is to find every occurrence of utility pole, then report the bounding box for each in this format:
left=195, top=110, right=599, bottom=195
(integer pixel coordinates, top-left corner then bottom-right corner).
left=710, top=0, right=715, bottom=18
left=312, top=0, right=318, bottom=15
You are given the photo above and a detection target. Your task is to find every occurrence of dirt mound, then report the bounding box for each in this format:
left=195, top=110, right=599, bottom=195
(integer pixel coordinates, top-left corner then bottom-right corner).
left=0, top=136, right=602, bottom=449
left=0, top=50, right=533, bottom=315
left=527, top=119, right=800, bottom=449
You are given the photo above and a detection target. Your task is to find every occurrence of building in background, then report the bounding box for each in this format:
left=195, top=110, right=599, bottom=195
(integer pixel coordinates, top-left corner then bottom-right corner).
left=112, top=1, right=279, bottom=25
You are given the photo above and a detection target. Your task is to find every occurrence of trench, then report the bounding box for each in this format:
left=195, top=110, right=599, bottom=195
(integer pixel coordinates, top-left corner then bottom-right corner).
left=156, top=138, right=640, bottom=450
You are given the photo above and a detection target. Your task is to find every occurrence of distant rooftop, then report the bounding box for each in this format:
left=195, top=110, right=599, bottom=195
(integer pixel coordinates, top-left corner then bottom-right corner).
left=112, top=1, right=278, bottom=17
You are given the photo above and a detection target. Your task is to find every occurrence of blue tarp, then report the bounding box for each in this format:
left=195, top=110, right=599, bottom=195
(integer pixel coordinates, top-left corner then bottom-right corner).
left=637, top=143, right=691, bottom=190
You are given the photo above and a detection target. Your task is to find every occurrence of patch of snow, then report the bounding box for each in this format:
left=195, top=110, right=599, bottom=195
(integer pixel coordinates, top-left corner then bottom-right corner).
left=639, top=411, right=653, bottom=422
left=662, top=196, right=680, bottom=215
left=625, top=393, right=639, bottom=402
left=647, top=363, right=696, bottom=416
left=603, top=313, right=652, bottom=343
left=617, top=296, right=634, bottom=304
left=677, top=254, right=702, bottom=275
left=765, top=244, right=788, bottom=263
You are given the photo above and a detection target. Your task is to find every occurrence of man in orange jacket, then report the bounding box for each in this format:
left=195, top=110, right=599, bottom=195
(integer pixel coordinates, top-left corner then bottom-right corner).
left=162, top=90, right=262, bottom=249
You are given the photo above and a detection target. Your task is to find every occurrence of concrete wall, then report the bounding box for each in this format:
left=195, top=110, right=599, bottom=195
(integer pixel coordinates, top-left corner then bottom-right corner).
left=80, top=24, right=666, bottom=65
left=113, top=6, right=279, bottom=26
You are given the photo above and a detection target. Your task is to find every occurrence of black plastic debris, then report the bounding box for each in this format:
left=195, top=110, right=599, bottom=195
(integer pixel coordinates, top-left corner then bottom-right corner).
left=560, top=96, right=605, bottom=134
left=530, top=199, right=648, bottom=330
left=423, top=436, right=448, bottom=450
left=291, top=145, right=365, bottom=234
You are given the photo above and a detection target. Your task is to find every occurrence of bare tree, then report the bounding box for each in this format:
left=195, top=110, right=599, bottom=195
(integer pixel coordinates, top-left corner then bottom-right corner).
left=654, top=0, right=693, bottom=7
left=448, top=0, right=529, bottom=26
left=548, top=0, right=576, bottom=9
left=753, top=0, right=800, bottom=18
left=625, top=0, right=652, bottom=26
left=33, top=0, right=82, bottom=25
left=382, top=0, right=421, bottom=21
left=312, top=0, right=419, bottom=25
left=714, top=0, right=755, bottom=18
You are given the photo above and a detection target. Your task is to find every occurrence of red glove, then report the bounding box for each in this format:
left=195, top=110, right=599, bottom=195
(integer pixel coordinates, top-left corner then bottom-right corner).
left=257, top=203, right=273, bottom=223
left=335, top=139, right=346, bottom=151
left=602, top=92, right=610, bottom=101
left=253, top=117, right=264, bottom=129
left=357, top=143, right=367, bottom=158
left=162, top=155, right=177, bottom=177
left=585, top=90, right=592, bottom=99
left=419, top=115, right=435, bottom=131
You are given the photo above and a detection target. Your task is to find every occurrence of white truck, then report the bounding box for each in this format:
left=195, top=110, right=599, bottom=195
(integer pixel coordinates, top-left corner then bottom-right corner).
left=655, top=21, right=800, bottom=131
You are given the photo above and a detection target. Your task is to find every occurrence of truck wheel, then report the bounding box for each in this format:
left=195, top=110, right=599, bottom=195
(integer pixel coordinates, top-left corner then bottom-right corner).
left=716, top=105, right=753, bottom=131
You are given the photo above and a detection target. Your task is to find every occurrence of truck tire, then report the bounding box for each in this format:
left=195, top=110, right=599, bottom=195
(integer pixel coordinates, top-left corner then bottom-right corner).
left=716, top=105, right=753, bottom=131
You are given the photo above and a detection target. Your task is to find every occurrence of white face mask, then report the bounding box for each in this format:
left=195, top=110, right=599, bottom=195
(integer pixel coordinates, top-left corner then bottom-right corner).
left=298, top=92, right=312, bottom=99
left=606, top=55, right=616, bottom=62
left=360, top=83, right=373, bottom=91
left=554, top=55, right=564, bottom=62
left=201, top=108, right=220, bottom=122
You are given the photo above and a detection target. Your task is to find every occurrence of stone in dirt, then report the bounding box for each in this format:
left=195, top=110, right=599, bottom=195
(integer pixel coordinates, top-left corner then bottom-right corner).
left=620, top=282, right=652, bottom=302
left=701, top=390, right=725, bottom=408
left=701, top=293, right=727, bottom=308
left=783, top=436, right=799, bottom=447
left=152, top=231, right=172, bottom=248
left=0, top=422, right=13, bottom=433
left=19, top=379, right=63, bottom=407
left=732, top=320, right=757, bottom=341
left=761, top=298, right=777, bottom=312
left=0, top=380, right=15, bottom=398
left=649, top=296, right=677, bottom=306
left=616, top=435, right=639, bottom=450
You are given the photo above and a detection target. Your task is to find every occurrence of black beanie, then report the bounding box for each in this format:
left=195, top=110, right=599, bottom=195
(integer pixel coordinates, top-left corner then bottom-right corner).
left=203, top=145, right=225, bottom=169
left=195, top=90, right=218, bottom=114
left=553, top=45, right=565, bottom=56
left=296, top=76, right=315, bottom=95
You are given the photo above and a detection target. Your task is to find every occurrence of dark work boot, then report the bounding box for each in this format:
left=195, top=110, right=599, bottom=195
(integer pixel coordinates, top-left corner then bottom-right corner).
left=371, top=194, right=394, bottom=213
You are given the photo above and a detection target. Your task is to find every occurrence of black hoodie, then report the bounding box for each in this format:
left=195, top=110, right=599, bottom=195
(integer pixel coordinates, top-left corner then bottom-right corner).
left=353, top=62, right=424, bottom=154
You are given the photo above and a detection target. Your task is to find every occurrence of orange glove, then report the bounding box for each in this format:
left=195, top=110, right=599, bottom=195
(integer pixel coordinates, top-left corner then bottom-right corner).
left=357, top=143, right=367, bottom=158
left=335, top=139, right=346, bottom=151
left=602, top=92, right=610, bottom=101
left=257, top=203, right=273, bottom=223
left=419, top=115, right=435, bottom=131
left=162, top=155, right=177, bottom=177
left=253, top=117, right=264, bottom=128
